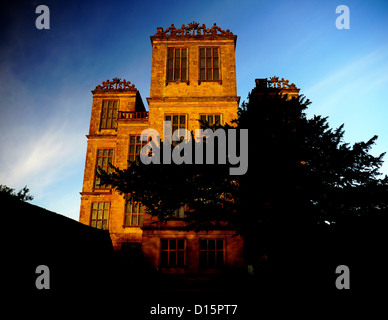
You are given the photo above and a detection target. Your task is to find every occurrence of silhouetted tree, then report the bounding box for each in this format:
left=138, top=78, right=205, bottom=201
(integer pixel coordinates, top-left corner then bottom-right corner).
left=99, top=87, right=388, bottom=234
left=0, top=184, right=34, bottom=202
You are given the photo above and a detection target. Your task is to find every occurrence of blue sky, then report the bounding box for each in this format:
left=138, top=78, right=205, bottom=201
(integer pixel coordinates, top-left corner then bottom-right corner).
left=1, top=0, right=387, bottom=220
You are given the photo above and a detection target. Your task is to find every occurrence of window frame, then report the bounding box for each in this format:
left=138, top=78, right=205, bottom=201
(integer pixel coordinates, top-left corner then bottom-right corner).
left=124, top=200, right=144, bottom=227
left=166, top=47, right=188, bottom=83
left=199, top=238, right=225, bottom=268
left=160, top=238, right=186, bottom=267
left=128, top=135, right=148, bottom=163
left=90, top=202, right=110, bottom=230
left=198, top=47, right=221, bottom=83
left=94, top=148, right=114, bottom=189
left=199, top=114, right=223, bottom=130
left=100, top=99, right=119, bottom=130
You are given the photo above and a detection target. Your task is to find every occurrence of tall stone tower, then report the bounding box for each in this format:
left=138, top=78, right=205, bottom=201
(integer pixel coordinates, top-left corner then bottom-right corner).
left=79, top=23, right=244, bottom=273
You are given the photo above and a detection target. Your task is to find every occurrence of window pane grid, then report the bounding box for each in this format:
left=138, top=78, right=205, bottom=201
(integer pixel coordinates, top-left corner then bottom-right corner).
left=199, top=114, right=222, bottom=129
left=94, top=149, right=113, bottom=189
left=167, top=48, right=188, bottom=82
left=199, top=239, right=224, bottom=267
left=91, top=202, right=109, bottom=230
left=160, top=239, right=186, bottom=267
left=124, top=201, right=144, bottom=226
left=100, top=100, right=118, bottom=129
left=199, top=48, right=220, bottom=81
left=164, top=114, right=188, bottom=145
left=128, top=135, right=147, bottom=162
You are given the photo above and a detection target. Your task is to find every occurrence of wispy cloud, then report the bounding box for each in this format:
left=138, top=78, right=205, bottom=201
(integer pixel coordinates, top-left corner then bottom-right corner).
left=0, top=118, right=85, bottom=194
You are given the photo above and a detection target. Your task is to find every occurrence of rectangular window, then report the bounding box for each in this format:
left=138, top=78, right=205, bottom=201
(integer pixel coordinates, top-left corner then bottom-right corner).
left=167, top=48, right=187, bottom=82
left=164, top=114, right=188, bottom=145
left=173, top=206, right=185, bottom=219
left=199, top=48, right=219, bottom=81
left=199, top=114, right=222, bottom=130
left=100, top=100, right=118, bottom=129
left=199, top=239, right=224, bottom=267
left=94, top=149, right=114, bottom=189
left=124, top=201, right=144, bottom=226
left=128, top=135, right=147, bottom=162
left=90, top=202, right=109, bottom=230
left=160, top=239, right=186, bottom=267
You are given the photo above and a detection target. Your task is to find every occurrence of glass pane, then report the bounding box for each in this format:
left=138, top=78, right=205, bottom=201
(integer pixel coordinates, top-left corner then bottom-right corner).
left=175, top=49, right=180, bottom=58
left=138, top=214, right=143, bottom=226
left=200, top=69, right=205, bottom=80
left=133, top=204, right=138, bottom=213
left=103, top=158, right=108, bottom=166
left=181, top=70, right=186, bottom=81
left=91, top=221, right=96, bottom=228
left=213, top=48, right=218, bottom=57
left=169, top=252, right=176, bottom=265
left=161, top=239, right=168, bottom=250
left=103, top=149, right=108, bottom=157
left=214, top=69, right=219, bottom=81
left=109, top=150, right=113, bottom=157
left=129, top=145, right=135, bottom=154
left=174, top=69, right=180, bottom=80
left=92, top=203, right=98, bottom=209
left=98, top=150, right=103, bottom=156
left=167, top=69, right=173, bottom=81
left=207, top=69, right=212, bottom=80
left=106, top=119, right=112, bottom=128
left=177, top=239, right=184, bottom=250
left=199, top=240, right=207, bottom=250
left=97, top=221, right=102, bottom=229
left=200, top=58, right=205, bottom=67
left=124, top=215, right=130, bottom=226
left=206, top=58, right=212, bottom=67
left=98, top=203, right=104, bottom=209
left=182, top=49, right=187, bottom=57
left=167, top=48, right=173, bottom=57
left=167, top=59, right=173, bottom=68
left=136, top=145, right=141, bottom=154
left=139, top=204, right=144, bottom=213
left=180, top=115, right=186, bottom=124
left=208, top=251, right=215, bottom=267
left=208, top=240, right=215, bottom=250
left=132, top=214, right=137, bottom=226
left=91, top=210, right=97, bottom=219
left=173, top=115, right=178, bottom=124
left=206, top=48, right=211, bottom=57
left=213, top=57, right=218, bottom=67
left=181, top=58, right=187, bottom=68
left=217, top=239, right=223, bottom=249
left=130, top=136, right=136, bottom=144
left=175, top=58, right=180, bottom=68
left=199, top=251, right=207, bottom=265
left=199, top=48, right=205, bottom=57
left=208, top=115, right=214, bottom=125
left=215, top=115, right=221, bottom=124
left=103, top=210, right=108, bottom=220
left=102, top=221, right=107, bottom=230
left=170, top=240, right=176, bottom=250
left=216, top=252, right=224, bottom=266
left=97, top=210, right=103, bottom=220
left=165, top=115, right=171, bottom=122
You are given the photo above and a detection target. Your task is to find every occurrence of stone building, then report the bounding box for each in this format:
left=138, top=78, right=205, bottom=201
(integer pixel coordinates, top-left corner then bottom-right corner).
left=79, top=23, right=299, bottom=274
left=79, top=23, right=244, bottom=274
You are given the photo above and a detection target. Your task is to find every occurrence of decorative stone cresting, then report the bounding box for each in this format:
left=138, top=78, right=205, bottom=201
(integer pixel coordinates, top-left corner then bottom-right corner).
left=92, top=77, right=137, bottom=94
left=154, top=22, right=233, bottom=36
